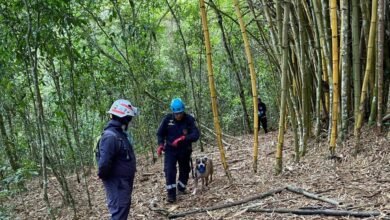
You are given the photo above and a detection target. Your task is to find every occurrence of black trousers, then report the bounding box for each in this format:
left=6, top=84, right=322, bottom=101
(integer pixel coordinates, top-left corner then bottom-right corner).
left=258, top=116, right=268, bottom=133
left=164, top=150, right=192, bottom=198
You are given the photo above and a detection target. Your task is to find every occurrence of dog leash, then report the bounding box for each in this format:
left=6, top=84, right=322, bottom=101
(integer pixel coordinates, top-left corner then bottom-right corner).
left=190, top=157, right=195, bottom=178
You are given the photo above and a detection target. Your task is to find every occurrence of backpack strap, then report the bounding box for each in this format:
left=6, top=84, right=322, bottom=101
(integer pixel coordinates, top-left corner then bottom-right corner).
left=95, top=129, right=124, bottom=162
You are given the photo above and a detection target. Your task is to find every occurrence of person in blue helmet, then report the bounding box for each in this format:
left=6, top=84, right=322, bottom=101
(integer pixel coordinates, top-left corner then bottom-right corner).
left=156, top=98, right=200, bottom=203
left=97, top=99, right=138, bottom=220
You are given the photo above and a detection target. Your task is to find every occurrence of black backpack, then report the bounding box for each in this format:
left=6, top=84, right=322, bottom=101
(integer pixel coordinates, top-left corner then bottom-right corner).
left=94, top=130, right=125, bottom=166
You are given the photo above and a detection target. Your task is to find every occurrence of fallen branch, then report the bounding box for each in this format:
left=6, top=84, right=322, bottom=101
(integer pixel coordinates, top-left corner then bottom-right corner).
left=362, top=190, right=382, bottom=198
left=199, top=134, right=232, bottom=148
left=168, top=187, right=285, bottom=219
left=377, top=179, right=390, bottom=183
left=246, top=208, right=381, bottom=218
left=200, top=123, right=243, bottom=142
left=286, top=185, right=342, bottom=206
left=149, top=207, right=170, bottom=216
left=192, top=142, right=254, bottom=159
left=148, top=200, right=170, bottom=216
left=383, top=114, right=390, bottom=122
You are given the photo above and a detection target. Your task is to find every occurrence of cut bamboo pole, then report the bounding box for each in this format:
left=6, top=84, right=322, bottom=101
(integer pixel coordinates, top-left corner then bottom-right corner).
left=247, top=208, right=381, bottom=218
left=286, top=185, right=341, bottom=206
left=168, top=187, right=285, bottom=219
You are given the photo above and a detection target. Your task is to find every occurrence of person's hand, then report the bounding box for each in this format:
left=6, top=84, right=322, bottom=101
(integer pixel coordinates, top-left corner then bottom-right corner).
left=157, top=144, right=165, bottom=156
left=172, top=135, right=185, bottom=147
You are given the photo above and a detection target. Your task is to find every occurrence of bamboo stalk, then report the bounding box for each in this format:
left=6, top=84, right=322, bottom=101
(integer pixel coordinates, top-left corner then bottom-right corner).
left=352, top=0, right=361, bottom=125
left=211, top=0, right=252, bottom=134
left=340, top=0, right=350, bottom=140
left=313, top=0, right=333, bottom=139
left=233, top=0, right=259, bottom=173
left=376, top=0, right=384, bottom=133
left=355, top=0, right=378, bottom=147
left=296, top=0, right=309, bottom=156
left=312, top=4, right=323, bottom=140
left=329, top=0, right=339, bottom=156
left=199, top=0, right=232, bottom=181
left=275, top=1, right=290, bottom=174
left=260, top=0, right=280, bottom=57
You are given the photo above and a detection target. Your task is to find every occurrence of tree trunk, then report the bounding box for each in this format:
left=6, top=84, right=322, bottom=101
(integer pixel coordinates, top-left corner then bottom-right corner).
left=0, top=112, right=20, bottom=172
left=23, top=0, right=54, bottom=218
left=65, top=24, right=92, bottom=209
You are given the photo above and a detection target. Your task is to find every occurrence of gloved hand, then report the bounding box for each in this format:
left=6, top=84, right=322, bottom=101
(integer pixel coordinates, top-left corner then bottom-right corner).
left=157, top=144, right=165, bottom=156
left=172, top=135, right=185, bottom=147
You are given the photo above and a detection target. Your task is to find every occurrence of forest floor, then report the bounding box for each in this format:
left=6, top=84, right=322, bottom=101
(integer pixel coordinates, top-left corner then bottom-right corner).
left=6, top=127, right=390, bottom=220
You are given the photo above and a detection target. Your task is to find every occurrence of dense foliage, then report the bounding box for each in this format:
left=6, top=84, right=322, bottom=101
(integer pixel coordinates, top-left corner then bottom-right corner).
left=0, top=0, right=389, bottom=218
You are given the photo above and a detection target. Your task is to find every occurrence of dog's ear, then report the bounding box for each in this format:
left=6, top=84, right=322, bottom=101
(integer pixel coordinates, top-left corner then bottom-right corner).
left=196, top=158, right=200, bottom=164
left=202, top=157, right=208, bottom=163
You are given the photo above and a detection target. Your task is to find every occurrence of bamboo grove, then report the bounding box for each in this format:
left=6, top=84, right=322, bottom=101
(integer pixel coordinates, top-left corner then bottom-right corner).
left=0, top=0, right=389, bottom=217
left=254, top=0, right=390, bottom=172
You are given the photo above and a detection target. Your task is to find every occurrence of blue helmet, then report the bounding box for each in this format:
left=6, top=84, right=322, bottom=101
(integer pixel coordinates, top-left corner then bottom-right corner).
left=170, top=98, right=185, bottom=113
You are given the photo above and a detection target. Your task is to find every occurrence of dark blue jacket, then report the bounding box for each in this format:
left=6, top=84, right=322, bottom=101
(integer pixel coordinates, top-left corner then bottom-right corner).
left=157, top=113, right=200, bottom=152
left=98, top=120, right=136, bottom=180
left=258, top=101, right=267, bottom=118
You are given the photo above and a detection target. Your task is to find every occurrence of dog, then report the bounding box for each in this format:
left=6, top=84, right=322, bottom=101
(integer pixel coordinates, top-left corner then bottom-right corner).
left=192, top=156, right=213, bottom=195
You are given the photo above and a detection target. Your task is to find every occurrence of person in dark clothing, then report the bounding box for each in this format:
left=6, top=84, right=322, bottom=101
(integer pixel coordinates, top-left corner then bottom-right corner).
left=258, top=97, right=268, bottom=133
left=157, top=98, right=200, bottom=203
left=97, top=99, right=138, bottom=220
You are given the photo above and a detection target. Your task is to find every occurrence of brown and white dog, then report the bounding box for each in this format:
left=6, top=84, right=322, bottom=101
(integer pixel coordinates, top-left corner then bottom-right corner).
left=192, top=156, right=213, bottom=195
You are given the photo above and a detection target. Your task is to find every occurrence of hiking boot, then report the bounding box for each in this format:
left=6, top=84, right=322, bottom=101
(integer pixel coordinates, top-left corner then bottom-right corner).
left=177, top=189, right=188, bottom=195
left=167, top=196, right=176, bottom=203
left=177, top=181, right=187, bottom=194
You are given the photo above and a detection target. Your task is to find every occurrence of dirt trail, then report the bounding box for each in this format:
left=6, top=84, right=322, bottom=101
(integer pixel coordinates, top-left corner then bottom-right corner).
left=8, top=128, right=390, bottom=219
